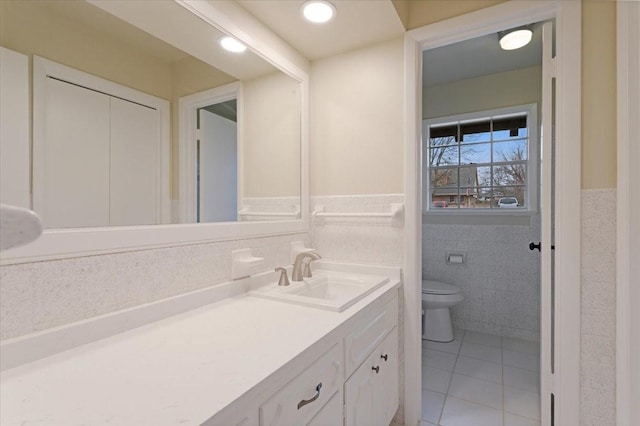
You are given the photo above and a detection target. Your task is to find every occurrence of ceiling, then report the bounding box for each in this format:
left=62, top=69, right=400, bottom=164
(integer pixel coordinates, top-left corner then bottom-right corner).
left=237, top=0, right=406, bottom=60
left=423, top=25, right=543, bottom=87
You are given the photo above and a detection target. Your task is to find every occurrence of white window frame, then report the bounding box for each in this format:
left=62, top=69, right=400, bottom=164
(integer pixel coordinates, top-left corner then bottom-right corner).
left=424, top=103, right=538, bottom=215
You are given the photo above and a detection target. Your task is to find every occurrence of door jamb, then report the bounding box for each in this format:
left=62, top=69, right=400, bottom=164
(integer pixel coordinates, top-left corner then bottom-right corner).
left=403, top=2, right=582, bottom=425
left=178, top=82, right=242, bottom=223
left=616, top=1, right=640, bottom=425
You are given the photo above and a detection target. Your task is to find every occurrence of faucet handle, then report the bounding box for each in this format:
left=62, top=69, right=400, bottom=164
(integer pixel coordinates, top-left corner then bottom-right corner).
left=275, top=267, right=290, bottom=286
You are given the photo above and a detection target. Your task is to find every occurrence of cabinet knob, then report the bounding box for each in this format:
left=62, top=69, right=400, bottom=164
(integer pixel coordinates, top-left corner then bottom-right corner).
left=372, top=365, right=380, bottom=374
left=381, top=354, right=388, bottom=361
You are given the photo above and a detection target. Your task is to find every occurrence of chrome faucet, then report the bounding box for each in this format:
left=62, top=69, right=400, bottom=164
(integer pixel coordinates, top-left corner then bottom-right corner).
left=291, top=251, right=321, bottom=281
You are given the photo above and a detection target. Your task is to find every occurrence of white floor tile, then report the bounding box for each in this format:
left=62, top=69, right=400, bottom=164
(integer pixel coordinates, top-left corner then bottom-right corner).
left=422, top=366, right=453, bottom=393
left=421, top=421, right=438, bottom=426
left=423, top=334, right=463, bottom=354
left=454, top=355, right=502, bottom=384
left=423, top=348, right=458, bottom=372
left=504, top=412, right=541, bottom=426
left=503, top=365, right=540, bottom=393
left=460, top=340, right=502, bottom=364
left=504, top=385, right=541, bottom=420
left=503, top=337, right=540, bottom=355
left=447, top=373, right=502, bottom=409
left=503, top=349, right=540, bottom=372
left=440, top=396, right=504, bottom=426
left=421, top=389, right=446, bottom=424
left=463, top=330, right=502, bottom=348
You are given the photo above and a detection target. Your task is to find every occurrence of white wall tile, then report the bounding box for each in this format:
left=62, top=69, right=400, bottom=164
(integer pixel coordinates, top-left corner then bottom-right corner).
left=423, top=216, right=540, bottom=340
left=0, top=233, right=310, bottom=340
left=580, top=189, right=616, bottom=425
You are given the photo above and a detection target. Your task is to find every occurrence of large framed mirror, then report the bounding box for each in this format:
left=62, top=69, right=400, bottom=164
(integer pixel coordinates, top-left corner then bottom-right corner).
left=0, top=0, right=309, bottom=263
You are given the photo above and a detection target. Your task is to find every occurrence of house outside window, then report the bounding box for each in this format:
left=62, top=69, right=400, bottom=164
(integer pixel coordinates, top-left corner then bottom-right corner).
left=424, top=104, right=538, bottom=212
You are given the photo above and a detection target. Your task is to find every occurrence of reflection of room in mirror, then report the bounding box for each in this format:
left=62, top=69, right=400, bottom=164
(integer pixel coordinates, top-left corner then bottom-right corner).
left=0, top=0, right=302, bottom=229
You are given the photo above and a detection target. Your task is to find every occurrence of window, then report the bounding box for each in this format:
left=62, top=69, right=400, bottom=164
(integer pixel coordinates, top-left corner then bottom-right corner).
left=424, top=104, right=537, bottom=212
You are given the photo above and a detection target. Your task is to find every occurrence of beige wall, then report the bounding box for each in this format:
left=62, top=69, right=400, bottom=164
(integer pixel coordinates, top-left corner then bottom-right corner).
left=310, top=37, right=404, bottom=195
left=423, top=65, right=542, bottom=119
left=242, top=72, right=301, bottom=197
left=581, top=0, right=617, bottom=189
left=0, top=0, right=173, bottom=100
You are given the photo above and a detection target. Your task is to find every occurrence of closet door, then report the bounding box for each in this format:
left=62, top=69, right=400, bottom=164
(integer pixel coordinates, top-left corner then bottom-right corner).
left=40, top=77, right=110, bottom=228
left=110, top=97, right=159, bottom=226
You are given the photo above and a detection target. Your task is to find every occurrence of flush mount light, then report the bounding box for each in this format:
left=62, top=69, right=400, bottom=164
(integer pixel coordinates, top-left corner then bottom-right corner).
left=301, top=0, right=336, bottom=24
left=498, top=27, right=533, bottom=50
left=219, top=36, right=247, bottom=53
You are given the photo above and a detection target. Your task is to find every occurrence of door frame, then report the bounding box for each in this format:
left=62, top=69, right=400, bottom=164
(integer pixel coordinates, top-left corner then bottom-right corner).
left=616, top=1, right=640, bottom=424
left=178, top=82, right=242, bottom=223
left=403, top=2, right=582, bottom=425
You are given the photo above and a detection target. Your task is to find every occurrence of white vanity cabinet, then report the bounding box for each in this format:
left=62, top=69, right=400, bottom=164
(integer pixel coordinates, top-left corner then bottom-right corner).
left=205, top=288, right=400, bottom=426
left=260, top=343, right=344, bottom=426
left=344, top=327, right=399, bottom=426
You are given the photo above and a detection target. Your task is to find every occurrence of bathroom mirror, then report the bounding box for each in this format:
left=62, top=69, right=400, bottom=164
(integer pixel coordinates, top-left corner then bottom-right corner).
left=0, top=0, right=301, bottom=229
left=0, top=0, right=309, bottom=262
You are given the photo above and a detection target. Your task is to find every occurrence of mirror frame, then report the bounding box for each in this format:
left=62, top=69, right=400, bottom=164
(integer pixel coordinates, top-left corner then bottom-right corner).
left=0, top=0, right=310, bottom=264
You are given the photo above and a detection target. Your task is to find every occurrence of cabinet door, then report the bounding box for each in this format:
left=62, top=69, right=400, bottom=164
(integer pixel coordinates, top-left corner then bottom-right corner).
left=110, top=97, right=159, bottom=226
left=345, top=327, right=399, bottom=426
left=374, top=327, right=399, bottom=426
left=344, top=351, right=376, bottom=426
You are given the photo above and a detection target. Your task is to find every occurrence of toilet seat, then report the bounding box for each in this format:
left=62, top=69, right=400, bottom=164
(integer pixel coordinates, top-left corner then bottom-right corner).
left=422, top=280, right=460, bottom=295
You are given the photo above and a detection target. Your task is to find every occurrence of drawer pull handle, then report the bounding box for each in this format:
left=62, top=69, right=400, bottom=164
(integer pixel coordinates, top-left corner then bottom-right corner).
left=381, top=354, right=388, bottom=361
left=297, top=383, right=322, bottom=410
left=372, top=366, right=380, bottom=374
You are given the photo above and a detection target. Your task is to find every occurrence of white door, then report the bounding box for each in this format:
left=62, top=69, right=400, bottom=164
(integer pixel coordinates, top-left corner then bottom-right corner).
left=39, top=77, right=111, bottom=228
left=110, top=97, right=159, bottom=226
left=539, top=20, right=556, bottom=424
left=0, top=47, right=30, bottom=208
left=344, top=362, right=375, bottom=426
left=198, top=109, right=237, bottom=223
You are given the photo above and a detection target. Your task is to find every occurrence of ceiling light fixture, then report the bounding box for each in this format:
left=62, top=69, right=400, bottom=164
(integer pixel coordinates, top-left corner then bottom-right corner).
left=301, top=0, right=336, bottom=24
left=498, top=26, right=533, bottom=50
left=219, top=36, right=247, bottom=53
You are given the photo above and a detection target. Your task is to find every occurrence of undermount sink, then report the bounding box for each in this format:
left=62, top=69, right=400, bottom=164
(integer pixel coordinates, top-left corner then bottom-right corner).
left=248, top=270, right=389, bottom=312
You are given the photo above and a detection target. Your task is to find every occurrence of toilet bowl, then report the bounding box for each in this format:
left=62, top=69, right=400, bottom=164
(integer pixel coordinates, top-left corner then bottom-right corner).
left=422, top=280, right=464, bottom=342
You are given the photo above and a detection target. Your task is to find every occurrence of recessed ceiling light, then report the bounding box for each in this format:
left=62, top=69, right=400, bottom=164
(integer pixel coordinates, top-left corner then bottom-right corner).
left=498, top=27, right=533, bottom=50
left=301, top=0, right=336, bottom=24
left=219, top=36, right=247, bottom=53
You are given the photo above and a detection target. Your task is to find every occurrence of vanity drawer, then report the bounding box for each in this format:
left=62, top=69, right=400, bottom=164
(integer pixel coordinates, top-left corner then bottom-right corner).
left=344, top=295, right=398, bottom=377
left=260, top=342, right=343, bottom=426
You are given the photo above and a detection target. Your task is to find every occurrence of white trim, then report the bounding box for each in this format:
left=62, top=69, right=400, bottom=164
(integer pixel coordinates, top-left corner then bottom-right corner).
left=423, top=103, right=538, bottom=213
left=617, top=1, right=640, bottom=425
left=178, top=82, right=242, bottom=223
left=404, top=2, right=581, bottom=425
left=31, top=56, right=171, bottom=226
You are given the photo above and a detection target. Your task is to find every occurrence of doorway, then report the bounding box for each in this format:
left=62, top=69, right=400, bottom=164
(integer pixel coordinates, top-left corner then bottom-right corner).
left=403, top=2, right=582, bottom=426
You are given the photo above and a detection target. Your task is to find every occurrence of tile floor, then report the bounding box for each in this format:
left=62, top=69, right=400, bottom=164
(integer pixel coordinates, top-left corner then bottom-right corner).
left=421, top=330, right=541, bottom=426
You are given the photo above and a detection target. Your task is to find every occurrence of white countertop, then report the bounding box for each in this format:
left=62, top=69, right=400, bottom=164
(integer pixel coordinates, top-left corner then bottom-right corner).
left=0, top=275, right=399, bottom=425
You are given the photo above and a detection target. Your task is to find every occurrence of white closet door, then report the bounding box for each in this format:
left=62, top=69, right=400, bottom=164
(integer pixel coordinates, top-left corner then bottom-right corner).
left=41, top=77, right=110, bottom=228
left=198, top=109, right=237, bottom=223
left=109, top=97, right=158, bottom=226
left=0, top=47, right=30, bottom=208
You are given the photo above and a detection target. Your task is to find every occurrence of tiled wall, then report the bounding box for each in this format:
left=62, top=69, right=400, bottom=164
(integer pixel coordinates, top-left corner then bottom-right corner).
left=422, top=217, right=541, bottom=341
left=310, top=194, right=404, bottom=266
left=0, top=233, right=310, bottom=340
left=309, top=193, right=405, bottom=424
left=580, top=189, right=616, bottom=425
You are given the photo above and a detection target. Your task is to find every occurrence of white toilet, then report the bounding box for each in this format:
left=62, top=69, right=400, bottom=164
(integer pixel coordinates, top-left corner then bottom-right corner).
left=421, top=280, right=464, bottom=342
